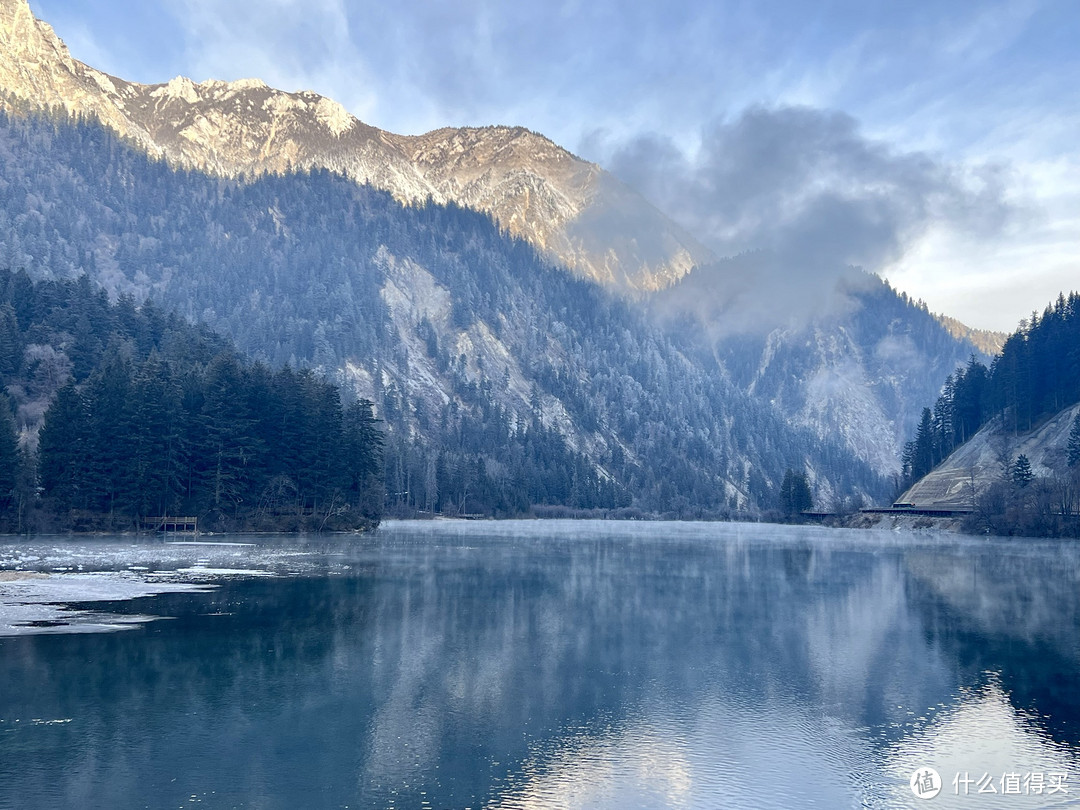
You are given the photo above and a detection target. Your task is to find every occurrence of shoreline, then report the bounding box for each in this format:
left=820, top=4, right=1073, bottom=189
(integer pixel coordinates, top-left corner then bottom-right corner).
left=0, top=511, right=978, bottom=538
left=824, top=511, right=969, bottom=533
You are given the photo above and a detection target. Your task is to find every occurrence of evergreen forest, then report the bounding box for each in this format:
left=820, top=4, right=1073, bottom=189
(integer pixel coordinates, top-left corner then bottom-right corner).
left=0, top=270, right=383, bottom=532
left=902, top=292, right=1080, bottom=485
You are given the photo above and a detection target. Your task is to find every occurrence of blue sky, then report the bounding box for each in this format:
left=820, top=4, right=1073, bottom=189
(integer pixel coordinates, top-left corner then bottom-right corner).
left=29, top=0, right=1080, bottom=331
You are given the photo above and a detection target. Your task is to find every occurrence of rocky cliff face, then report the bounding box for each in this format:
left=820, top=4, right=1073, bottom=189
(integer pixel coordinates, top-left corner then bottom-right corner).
left=0, top=109, right=893, bottom=512
left=0, top=0, right=710, bottom=291
left=0, top=0, right=159, bottom=153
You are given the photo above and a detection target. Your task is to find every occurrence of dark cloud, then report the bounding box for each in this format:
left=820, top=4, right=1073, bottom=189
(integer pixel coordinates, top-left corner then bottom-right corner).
left=597, top=105, right=1015, bottom=278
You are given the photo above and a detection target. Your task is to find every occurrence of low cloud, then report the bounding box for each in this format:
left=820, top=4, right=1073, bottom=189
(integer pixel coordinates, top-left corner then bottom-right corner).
left=593, top=105, right=1017, bottom=281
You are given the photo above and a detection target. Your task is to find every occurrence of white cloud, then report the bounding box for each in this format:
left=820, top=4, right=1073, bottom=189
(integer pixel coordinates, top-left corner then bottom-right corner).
left=886, top=156, right=1080, bottom=331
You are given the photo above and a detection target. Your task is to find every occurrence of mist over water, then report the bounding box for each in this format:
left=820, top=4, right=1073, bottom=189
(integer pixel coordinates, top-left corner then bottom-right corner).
left=1, top=521, right=1078, bottom=809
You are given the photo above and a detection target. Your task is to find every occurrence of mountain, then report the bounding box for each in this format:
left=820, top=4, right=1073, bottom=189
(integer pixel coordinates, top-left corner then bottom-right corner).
left=0, top=108, right=887, bottom=514
left=650, top=255, right=985, bottom=475
left=1, top=0, right=996, bottom=496
left=934, top=314, right=1006, bottom=356
left=898, top=403, right=1079, bottom=511
left=0, top=0, right=710, bottom=293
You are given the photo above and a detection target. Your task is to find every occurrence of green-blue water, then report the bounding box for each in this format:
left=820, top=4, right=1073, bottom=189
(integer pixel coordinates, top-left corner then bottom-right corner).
left=1, top=520, right=1079, bottom=809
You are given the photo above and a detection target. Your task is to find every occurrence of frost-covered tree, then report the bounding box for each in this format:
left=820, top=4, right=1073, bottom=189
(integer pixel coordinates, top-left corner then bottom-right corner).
left=0, top=395, right=18, bottom=515
left=1012, top=454, right=1034, bottom=488
left=1068, top=413, right=1080, bottom=468
left=0, top=109, right=890, bottom=515
left=780, top=469, right=813, bottom=516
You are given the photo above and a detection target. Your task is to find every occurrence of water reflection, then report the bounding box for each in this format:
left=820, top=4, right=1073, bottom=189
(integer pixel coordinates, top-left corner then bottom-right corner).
left=884, top=680, right=1078, bottom=808
left=0, top=522, right=1078, bottom=809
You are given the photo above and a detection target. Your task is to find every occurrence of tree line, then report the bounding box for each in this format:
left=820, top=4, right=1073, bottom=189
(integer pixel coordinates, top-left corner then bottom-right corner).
left=0, top=270, right=382, bottom=533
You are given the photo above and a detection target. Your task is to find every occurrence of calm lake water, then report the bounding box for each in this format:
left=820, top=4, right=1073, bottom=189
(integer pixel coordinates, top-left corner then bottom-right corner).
left=1, top=520, right=1079, bottom=809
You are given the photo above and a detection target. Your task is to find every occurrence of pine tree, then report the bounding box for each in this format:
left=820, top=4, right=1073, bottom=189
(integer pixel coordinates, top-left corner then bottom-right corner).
left=122, top=358, right=185, bottom=518
left=342, top=399, right=384, bottom=522
left=1068, top=412, right=1080, bottom=468
left=0, top=395, right=19, bottom=518
left=82, top=356, right=135, bottom=516
left=300, top=372, right=345, bottom=511
left=780, top=469, right=813, bottom=516
left=38, top=383, right=91, bottom=511
left=199, top=352, right=263, bottom=513
left=1012, top=454, right=1034, bottom=488
left=0, top=304, right=20, bottom=378
left=906, top=408, right=937, bottom=483
left=950, top=357, right=985, bottom=444
left=794, top=472, right=813, bottom=514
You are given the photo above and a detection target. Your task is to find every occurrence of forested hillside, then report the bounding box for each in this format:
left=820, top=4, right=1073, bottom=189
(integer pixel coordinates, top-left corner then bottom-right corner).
left=0, top=270, right=383, bottom=532
left=0, top=108, right=888, bottom=516
left=0, top=0, right=713, bottom=294
left=899, top=292, right=1080, bottom=536
left=902, top=292, right=1080, bottom=485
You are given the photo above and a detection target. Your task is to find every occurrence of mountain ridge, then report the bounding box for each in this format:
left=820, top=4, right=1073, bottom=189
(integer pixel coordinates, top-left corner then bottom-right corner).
left=650, top=256, right=985, bottom=475
left=933, top=313, right=1006, bottom=356
left=0, top=0, right=711, bottom=292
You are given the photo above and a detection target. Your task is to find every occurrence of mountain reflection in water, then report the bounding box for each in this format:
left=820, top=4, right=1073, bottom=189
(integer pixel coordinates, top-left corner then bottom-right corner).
left=0, top=521, right=1078, bottom=809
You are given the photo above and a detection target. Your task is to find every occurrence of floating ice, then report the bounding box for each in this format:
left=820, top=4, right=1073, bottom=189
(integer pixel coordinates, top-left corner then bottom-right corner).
left=0, top=571, right=213, bottom=637
left=174, top=567, right=273, bottom=577
left=165, top=541, right=256, bottom=547
left=0, top=534, right=362, bottom=636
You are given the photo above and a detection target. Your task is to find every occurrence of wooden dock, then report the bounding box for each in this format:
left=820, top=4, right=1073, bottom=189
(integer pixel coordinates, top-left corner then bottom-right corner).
left=140, top=516, right=199, bottom=534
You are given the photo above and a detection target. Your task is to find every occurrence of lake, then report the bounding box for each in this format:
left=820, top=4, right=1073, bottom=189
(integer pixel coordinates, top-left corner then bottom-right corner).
left=1, top=520, right=1079, bottom=809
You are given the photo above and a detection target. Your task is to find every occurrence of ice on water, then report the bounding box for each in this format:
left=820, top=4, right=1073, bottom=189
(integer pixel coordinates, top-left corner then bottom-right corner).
left=0, top=534, right=356, bottom=636
left=0, top=572, right=211, bottom=636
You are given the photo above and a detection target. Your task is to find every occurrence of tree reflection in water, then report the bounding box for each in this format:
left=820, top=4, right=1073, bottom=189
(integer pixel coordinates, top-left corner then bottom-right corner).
left=0, top=523, right=1078, bottom=809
